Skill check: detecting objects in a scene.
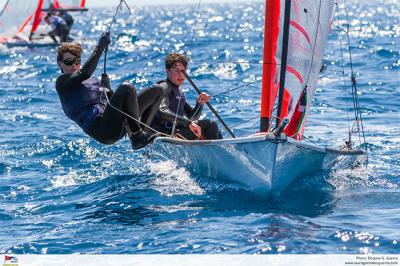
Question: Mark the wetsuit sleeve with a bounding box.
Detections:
[184,102,203,121]
[56,45,105,94]
[156,85,192,126]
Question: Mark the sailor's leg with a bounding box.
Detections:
[175,125,198,140]
[62,27,69,42]
[110,82,142,134]
[54,26,65,42]
[137,85,164,126]
[197,119,223,140]
[110,82,162,149]
[48,30,58,43]
[88,82,140,143]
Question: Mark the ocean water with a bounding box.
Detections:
[0,0,399,254]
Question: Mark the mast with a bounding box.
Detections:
[260,0,280,132]
[30,0,45,38]
[275,0,292,128]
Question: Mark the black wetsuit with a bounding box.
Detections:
[150,79,222,140]
[55,44,163,145]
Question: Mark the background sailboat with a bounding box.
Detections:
[0,0,86,47]
[152,0,367,196]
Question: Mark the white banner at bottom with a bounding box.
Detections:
[1,254,399,266]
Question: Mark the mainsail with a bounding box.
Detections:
[0,0,87,44]
[261,0,334,140]
[0,0,44,38]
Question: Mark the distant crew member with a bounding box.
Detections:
[55,33,163,149]
[44,13,69,43]
[59,10,74,31]
[150,53,223,140]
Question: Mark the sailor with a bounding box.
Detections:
[58,10,74,31]
[55,33,163,149]
[44,13,69,43]
[150,53,223,140]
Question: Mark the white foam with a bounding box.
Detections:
[51,172,78,188]
[148,160,204,196]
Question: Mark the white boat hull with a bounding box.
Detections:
[152,134,366,196]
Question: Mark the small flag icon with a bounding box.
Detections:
[3,255,18,266]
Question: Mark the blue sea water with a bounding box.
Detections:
[0,0,399,254]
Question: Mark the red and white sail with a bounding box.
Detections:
[261,0,335,139]
[0,0,87,43]
[0,0,44,39]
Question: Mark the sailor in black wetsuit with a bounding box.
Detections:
[150,53,222,140]
[55,33,163,149]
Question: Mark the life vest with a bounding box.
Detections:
[48,15,67,30]
[57,77,106,132]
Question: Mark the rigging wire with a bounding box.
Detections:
[237,118,261,137]
[229,115,259,129]
[103,0,131,75]
[211,80,259,98]
[334,2,353,148]
[189,0,202,46]
[343,0,367,148]
[304,0,323,88]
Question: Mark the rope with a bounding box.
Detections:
[171,96,182,137]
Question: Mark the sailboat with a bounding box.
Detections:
[152,0,367,196]
[0,0,87,48]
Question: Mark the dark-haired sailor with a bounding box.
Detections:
[150,53,223,140]
[55,33,163,150]
[44,13,69,43]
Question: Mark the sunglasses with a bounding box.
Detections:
[62,57,81,66]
